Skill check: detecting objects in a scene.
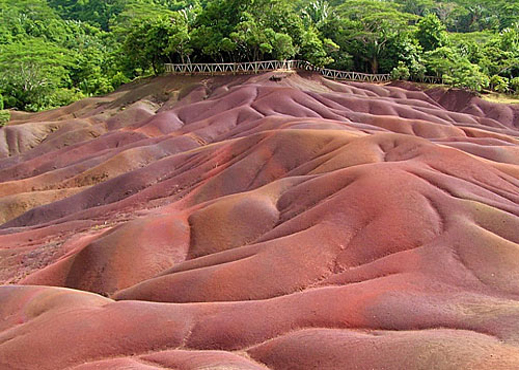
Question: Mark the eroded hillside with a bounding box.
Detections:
[1,72,519,370]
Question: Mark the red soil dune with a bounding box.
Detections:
[1,72,519,369]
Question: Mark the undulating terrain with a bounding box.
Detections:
[1,72,519,369]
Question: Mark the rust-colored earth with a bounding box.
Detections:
[1,72,519,369]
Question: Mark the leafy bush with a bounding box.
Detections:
[510,77,519,94]
[110,72,131,90]
[391,61,411,80]
[425,47,490,91]
[489,75,509,93]
[443,70,490,92]
[0,110,10,127]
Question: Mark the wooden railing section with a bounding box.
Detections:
[164,59,443,84]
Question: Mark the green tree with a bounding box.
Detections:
[425,46,489,91]
[165,12,193,63]
[48,0,125,31]
[300,29,335,66]
[0,39,78,110]
[379,32,426,78]
[335,0,418,73]
[273,32,297,60]
[416,14,447,51]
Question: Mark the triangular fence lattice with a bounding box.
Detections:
[164,60,442,84]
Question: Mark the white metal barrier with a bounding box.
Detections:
[163,60,442,84]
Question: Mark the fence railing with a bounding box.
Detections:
[320,68,391,82]
[163,59,443,84]
[164,60,315,74]
[416,75,444,84]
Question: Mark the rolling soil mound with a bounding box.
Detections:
[1,72,519,369]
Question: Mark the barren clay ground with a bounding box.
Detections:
[1,72,519,370]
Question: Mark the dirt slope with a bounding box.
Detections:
[1,72,519,370]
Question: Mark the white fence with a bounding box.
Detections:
[163,59,443,84]
[164,60,314,74]
[320,69,391,82]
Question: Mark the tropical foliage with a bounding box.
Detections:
[2,0,519,111]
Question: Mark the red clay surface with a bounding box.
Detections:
[1,72,519,369]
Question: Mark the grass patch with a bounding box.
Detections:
[480,93,519,105]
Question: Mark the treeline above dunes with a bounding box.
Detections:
[2,0,519,111]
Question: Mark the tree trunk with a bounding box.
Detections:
[371,57,378,74]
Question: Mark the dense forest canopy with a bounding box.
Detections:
[1,0,519,112]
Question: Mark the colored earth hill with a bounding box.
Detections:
[1,72,519,370]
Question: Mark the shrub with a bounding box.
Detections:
[391,61,411,81]
[489,75,509,93]
[442,60,490,92]
[110,72,131,90]
[510,77,519,94]
[0,110,10,127]
[0,94,3,110]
